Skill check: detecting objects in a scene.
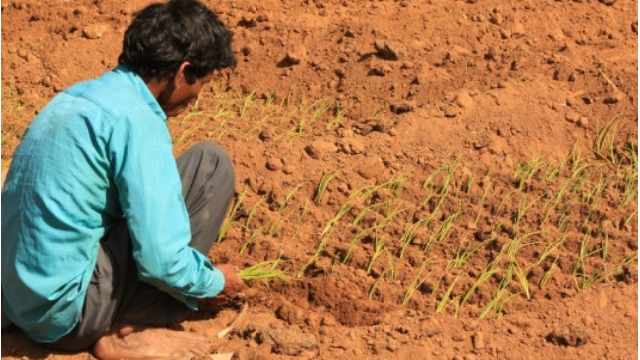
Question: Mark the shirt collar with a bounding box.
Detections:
[113,65,167,121]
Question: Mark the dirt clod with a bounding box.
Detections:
[546,324,590,347]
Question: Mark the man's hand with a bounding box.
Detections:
[215,263,245,301]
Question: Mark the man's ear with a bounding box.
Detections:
[174,61,191,88]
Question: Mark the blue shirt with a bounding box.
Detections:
[1,66,225,343]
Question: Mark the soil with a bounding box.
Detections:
[1,0,638,359]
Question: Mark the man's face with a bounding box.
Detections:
[159,72,213,118]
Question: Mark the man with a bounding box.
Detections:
[1,0,245,358]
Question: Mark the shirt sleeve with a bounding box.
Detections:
[108,111,225,305]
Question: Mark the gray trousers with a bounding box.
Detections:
[49,141,235,351]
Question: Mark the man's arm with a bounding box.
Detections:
[110,112,224,302]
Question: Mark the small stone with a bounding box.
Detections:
[390,102,414,114]
[369,60,392,76]
[259,128,275,141]
[356,160,385,180]
[282,164,295,174]
[321,315,338,326]
[444,106,458,117]
[472,332,485,349]
[510,21,526,37]
[546,324,590,347]
[577,117,589,128]
[598,290,608,308]
[337,138,365,155]
[373,40,407,61]
[603,92,623,104]
[305,140,337,160]
[565,110,581,123]
[456,90,474,109]
[266,158,283,171]
[490,13,504,25]
[283,46,307,65]
[82,23,110,39]
[257,327,318,356]
[17,48,28,59]
[276,303,305,325]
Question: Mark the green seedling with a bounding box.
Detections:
[217,188,249,243]
[314,170,340,204]
[461,265,498,307]
[514,156,546,191]
[368,267,392,299]
[268,208,295,237]
[280,182,305,212]
[367,233,388,274]
[594,117,621,165]
[402,259,433,306]
[342,229,370,264]
[239,226,265,254]
[238,259,291,285]
[435,273,462,314]
[238,89,258,118]
[398,220,422,259]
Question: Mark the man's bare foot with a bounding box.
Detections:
[93,324,211,360]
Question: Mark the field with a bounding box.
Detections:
[1,0,638,359]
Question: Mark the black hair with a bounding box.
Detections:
[118,0,236,83]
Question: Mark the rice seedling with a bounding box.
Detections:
[539,257,559,289]
[493,189,517,216]
[287,98,334,137]
[246,196,267,229]
[217,188,249,243]
[366,233,388,274]
[401,259,433,306]
[368,267,392,299]
[238,259,291,286]
[461,263,499,307]
[327,101,349,130]
[512,262,531,299]
[314,169,340,204]
[352,201,386,226]
[512,194,542,233]
[514,156,546,191]
[434,207,463,243]
[447,244,470,270]
[297,189,361,276]
[298,198,311,223]
[435,273,462,314]
[387,172,410,198]
[342,229,370,264]
[268,208,295,237]
[572,233,597,277]
[238,89,258,118]
[374,203,407,233]
[461,169,477,194]
[398,220,423,259]
[420,160,459,209]
[479,288,513,319]
[594,117,621,165]
[279,182,305,212]
[239,226,265,254]
[622,208,637,229]
[534,235,567,267]
[474,181,494,225]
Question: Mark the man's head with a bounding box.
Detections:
[119,0,236,116]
